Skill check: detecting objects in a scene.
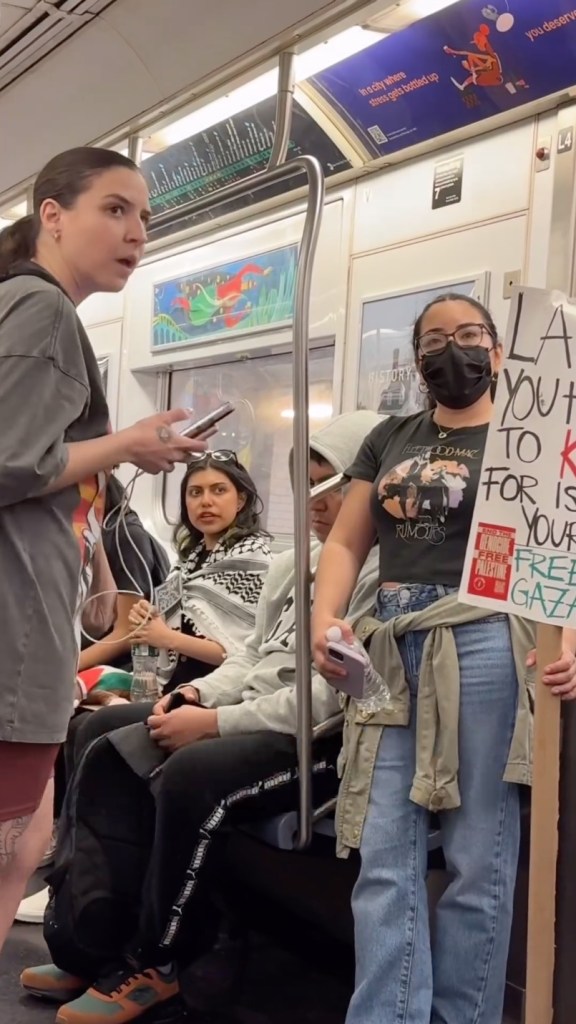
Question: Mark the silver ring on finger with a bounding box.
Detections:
[157,425,172,443]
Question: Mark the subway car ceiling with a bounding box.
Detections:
[0,0,365,193]
[2,0,576,222]
[140,0,576,244]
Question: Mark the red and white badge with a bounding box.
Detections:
[467,522,516,601]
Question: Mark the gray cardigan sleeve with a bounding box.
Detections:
[216,551,380,737]
[0,287,88,506]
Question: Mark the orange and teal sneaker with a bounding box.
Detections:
[20,964,88,1003]
[55,963,179,1023]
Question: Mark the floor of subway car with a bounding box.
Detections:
[2,876,516,1024]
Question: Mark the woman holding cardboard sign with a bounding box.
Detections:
[312,293,576,1024]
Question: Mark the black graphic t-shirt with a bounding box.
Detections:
[347,412,488,586]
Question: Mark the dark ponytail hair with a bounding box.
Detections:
[412,292,498,354]
[0,147,139,275]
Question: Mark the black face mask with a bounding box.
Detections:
[420,343,493,410]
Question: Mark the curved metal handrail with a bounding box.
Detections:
[267,50,296,170]
[151,156,326,849]
[309,472,345,502]
[150,155,323,232]
[292,158,326,849]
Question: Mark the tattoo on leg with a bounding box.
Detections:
[0,815,32,868]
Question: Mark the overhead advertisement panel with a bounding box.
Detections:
[308,0,576,158]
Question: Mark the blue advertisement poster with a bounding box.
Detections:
[309,0,576,157]
[152,244,298,350]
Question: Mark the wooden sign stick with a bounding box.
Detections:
[524,622,563,1024]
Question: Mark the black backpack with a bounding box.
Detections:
[44,723,166,980]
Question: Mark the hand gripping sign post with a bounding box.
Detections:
[459,285,576,1024]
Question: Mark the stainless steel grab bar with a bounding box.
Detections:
[309,472,345,501]
[313,712,344,741]
[150,154,323,231]
[151,156,325,848]
[312,796,338,824]
[267,50,295,170]
[292,158,325,850]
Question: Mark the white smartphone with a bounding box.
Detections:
[180,402,235,438]
[326,639,366,700]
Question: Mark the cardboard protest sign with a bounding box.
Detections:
[460,286,576,625]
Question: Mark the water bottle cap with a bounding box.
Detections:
[326,626,342,642]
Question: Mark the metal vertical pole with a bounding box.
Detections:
[293,159,325,850]
[128,134,143,166]
[267,50,296,170]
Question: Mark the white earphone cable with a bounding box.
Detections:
[80,467,159,647]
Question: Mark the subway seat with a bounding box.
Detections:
[242,811,443,852]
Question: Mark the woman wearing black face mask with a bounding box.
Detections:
[312,294,576,1024]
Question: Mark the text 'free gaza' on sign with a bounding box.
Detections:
[460,285,576,626]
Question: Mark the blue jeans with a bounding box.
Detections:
[346,584,520,1024]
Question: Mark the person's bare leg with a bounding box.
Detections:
[0,779,54,954]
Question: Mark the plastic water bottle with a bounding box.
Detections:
[326,626,392,713]
[130,644,160,702]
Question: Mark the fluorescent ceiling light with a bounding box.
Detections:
[0,200,27,222]
[149,26,381,152]
[296,26,382,80]
[281,403,334,420]
[408,0,459,16]
[12,200,27,217]
[368,0,458,33]
[155,70,278,149]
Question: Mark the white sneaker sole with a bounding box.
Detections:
[15,909,45,924]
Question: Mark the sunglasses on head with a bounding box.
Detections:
[187,449,239,466]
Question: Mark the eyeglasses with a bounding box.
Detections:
[187,449,239,466]
[416,323,494,356]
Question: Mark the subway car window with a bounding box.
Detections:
[357,279,478,416]
[163,343,335,536]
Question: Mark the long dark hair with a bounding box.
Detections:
[412,292,498,352]
[174,456,266,559]
[0,147,139,275]
[412,293,499,409]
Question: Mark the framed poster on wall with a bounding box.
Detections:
[151,243,298,352]
[356,274,489,416]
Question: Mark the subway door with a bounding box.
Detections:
[341,214,527,415]
[341,214,529,1022]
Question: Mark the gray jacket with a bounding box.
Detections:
[0,267,109,743]
[193,411,384,735]
[335,595,536,857]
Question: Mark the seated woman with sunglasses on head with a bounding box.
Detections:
[102,450,272,697]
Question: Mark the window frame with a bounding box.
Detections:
[160,336,338,546]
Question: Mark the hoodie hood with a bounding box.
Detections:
[310,410,384,474]
[289,410,384,482]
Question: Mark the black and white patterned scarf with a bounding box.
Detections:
[167,533,272,655]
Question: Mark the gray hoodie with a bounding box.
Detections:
[193,410,383,736]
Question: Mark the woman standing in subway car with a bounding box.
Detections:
[0,146,206,954]
[312,293,576,1024]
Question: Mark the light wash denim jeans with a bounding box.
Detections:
[346,584,520,1024]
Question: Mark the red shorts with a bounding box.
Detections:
[0,742,60,822]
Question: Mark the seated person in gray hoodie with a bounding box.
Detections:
[22,410,382,1022]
